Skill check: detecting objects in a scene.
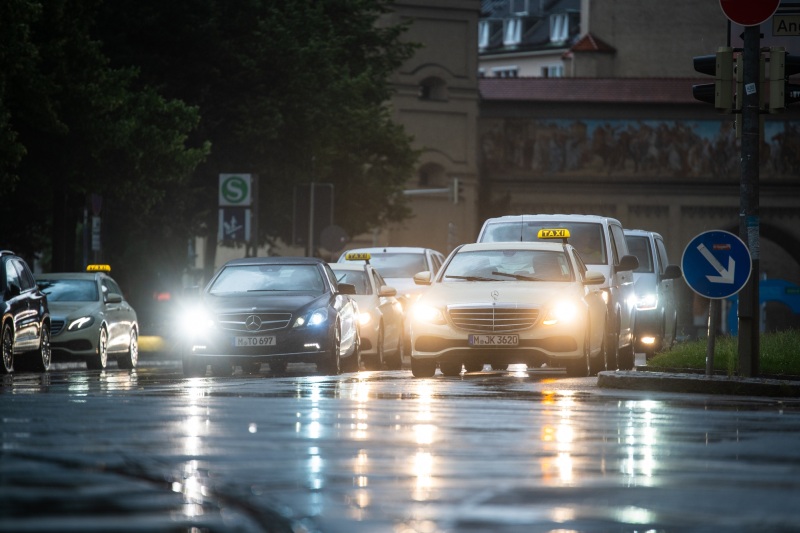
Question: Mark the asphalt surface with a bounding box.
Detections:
[598,367,800,397]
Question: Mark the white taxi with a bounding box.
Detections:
[330,253,405,370]
[409,230,609,377]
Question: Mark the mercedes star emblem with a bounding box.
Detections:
[245,315,262,331]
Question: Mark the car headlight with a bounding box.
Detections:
[412,303,446,325]
[180,308,215,337]
[294,307,328,328]
[358,311,372,326]
[542,301,578,326]
[636,293,658,311]
[67,316,95,331]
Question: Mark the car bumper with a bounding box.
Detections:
[49,330,97,360]
[633,309,663,351]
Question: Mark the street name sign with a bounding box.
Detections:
[682,230,752,299]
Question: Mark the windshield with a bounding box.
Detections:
[333,270,369,295]
[481,221,607,265]
[441,250,572,282]
[36,279,99,302]
[625,235,654,273]
[352,253,427,278]
[209,264,324,294]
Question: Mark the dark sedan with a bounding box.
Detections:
[179,256,361,377]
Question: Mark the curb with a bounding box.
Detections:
[597,370,800,397]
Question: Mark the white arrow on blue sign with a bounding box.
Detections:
[681,230,752,299]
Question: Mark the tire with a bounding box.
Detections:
[182,355,206,377]
[2,322,14,374]
[410,357,436,378]
[564,332,590,377]
[317,322,341,375]
[268,361,287,374]
[87,326,109,370]
[439,361,462,376]
[30,323,52,372]
[464,361,483,373]
[341,331,361,373]
[117,328,139,370]
[606,318,620,371]
[384,327,403,370]
[242,362,261,374]
[589,329,606,376]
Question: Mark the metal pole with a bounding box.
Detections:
[706,299,719,376]
[737,25,761,377]
[307,182,315,258]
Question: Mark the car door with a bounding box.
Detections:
[654,235,677,346]
[7,258,42,351]
[609,223,637,349]
[373,269,403,349]
[102,277,130,352]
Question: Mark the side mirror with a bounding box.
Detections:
[379,285,397,297]
[338,282,357,295]
[413,271,432,286]
[616,254,639,272]
[583,270,606,285]
[106,292,123,304]
[661,264,682,280]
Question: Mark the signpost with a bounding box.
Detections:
[682,230,752,376]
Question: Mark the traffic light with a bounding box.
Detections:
[692,47,733,111]
[769,47,800,111]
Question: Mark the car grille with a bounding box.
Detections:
[447,305,539,333]
[216,313,292,332]
[51,319,66,336]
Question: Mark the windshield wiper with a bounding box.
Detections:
[491,271,544,281]
[445,275,495,281]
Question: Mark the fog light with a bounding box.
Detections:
[641,336,656,345]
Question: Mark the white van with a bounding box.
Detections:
[477,214,639,369]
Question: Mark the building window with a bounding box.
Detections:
[510,0,529,15]
[542,65,563,78]
[503,17,522,46]
[418,162,446,187]
[479,20,490,49]
[418,76,447,101]
[491,66,518,78]
[550,13,568,42]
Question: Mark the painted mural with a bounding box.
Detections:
[480,118,800,181]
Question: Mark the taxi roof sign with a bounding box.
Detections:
[86,264,111,272]
[537,228,570,239]
[345,252,371,261]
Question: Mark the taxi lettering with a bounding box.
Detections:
[537,228,570,239]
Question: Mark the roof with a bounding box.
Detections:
[36,272,105,280]
[569,33,615,53]
[479,77,706,104]
[222,256,325,267]
[458,242,567,253]
[482,214,622,225]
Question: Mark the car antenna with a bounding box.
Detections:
[519,215,524,241]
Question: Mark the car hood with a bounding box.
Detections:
[46,301,98,318]
[202,292,330,314]
[419,281,584,308]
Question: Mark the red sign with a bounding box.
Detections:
[719,0,780,26]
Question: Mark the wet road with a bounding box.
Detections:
[2,360,800,533]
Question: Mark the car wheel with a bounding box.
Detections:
[384,327,403,370]
[317,322,341,375]
[439,361,462,376]
[2,322,14,374]
[342,331,361,373]
[30,323,52,372]
[589,327,606,376]
[87,326,109,370]
[410,357,436,378]
[242,362,261,374]
[363,327,384,371]
[606,316,620,371]
[117,328,139,370]
[464,361,483,373]
[565,332,590,377]
[268,361,287,374]
[182,355,206,377]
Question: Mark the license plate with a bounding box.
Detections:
[234,336,276,347]
[469,334,519,346]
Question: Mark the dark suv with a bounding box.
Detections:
[1,250,51,374]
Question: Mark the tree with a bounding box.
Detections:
[95,0,419,275]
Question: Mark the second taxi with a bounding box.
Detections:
[35,265,139,370]
[409,231,609,377]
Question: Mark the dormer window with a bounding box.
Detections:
[550,13,569,42]
[479,20,490,49]
[503,17,522,46]
[510,0,530,15]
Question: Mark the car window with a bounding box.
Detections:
[610,224,627,265]
[37,279,99,302]
[625,235,654,273]
[333,269,369,295]
[480,221,607,265]
[371,271,383,292]
[442,249,572,282]
[365,253,428,278]
[209,265,324,294]
[104,278,124,298]
[12,259,36,291]
[4,259,20,293]
[655,237,670,275]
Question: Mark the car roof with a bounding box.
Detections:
[329,263,369,272]
[36,272,104,280]
[624,228,663,238]
[456,242,568,253]
[482,214,622,225]
[342,247,439,254]
[223,256,325,267]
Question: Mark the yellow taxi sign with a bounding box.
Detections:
[86,264,111,272]
[345,252,371,261]
[537,228,570,239]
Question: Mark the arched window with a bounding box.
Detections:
[418,77,447,101]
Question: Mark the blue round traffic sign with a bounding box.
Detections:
[681,230,752,299]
